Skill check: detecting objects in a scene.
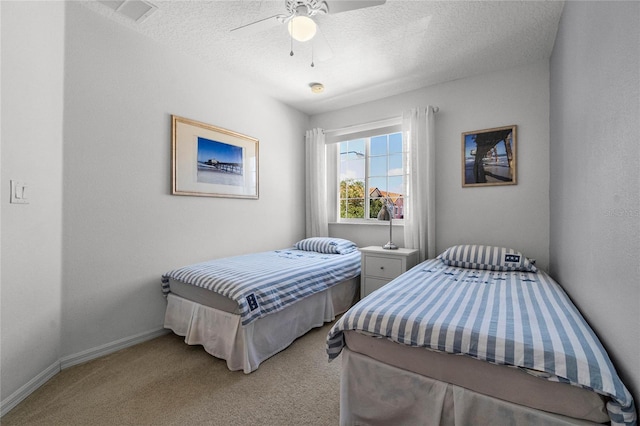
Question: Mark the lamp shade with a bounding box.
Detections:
[288,16,317,42]
[377,205,390,221]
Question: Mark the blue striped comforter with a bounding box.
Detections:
[326,259,636,425]
[162,249,361,326]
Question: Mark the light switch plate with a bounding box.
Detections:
[10,180,29,204]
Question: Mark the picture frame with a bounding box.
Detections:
[172,115,259,199]
[462,125,517,187]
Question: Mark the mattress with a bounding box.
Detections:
[167,276,240,313]
[344,330,609,423]
[167,275,359,314]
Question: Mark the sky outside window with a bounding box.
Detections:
[340,133,405,194]
[368,133,404,195]
[340,139,365,181]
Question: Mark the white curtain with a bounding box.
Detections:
[305,128,329,237]
[403,107,436,261]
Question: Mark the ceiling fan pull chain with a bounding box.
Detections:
[290,20,294,56]
[311,45,315,67]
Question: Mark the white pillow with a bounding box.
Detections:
[437,244,537,272]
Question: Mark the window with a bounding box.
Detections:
[339,132,406,221]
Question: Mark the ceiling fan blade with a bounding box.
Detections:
[324,0,386,14]
[313,27,333,62]
[230,14,284,37]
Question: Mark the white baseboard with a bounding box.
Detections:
[1,327,170,417]
[60,327,169,370]
[0,361,60,417]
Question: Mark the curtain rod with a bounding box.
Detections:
[323,106,439,135]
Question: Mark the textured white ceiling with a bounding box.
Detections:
[82,0,565,115]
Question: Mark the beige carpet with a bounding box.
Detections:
[2,323,342,425]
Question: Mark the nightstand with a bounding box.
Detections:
[359,246,419,298]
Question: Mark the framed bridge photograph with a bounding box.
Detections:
[172,115,259,199]
[462,125,517,187]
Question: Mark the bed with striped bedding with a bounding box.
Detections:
[161,238,362,373]
[163,245,361,326]
[327,248,636,425]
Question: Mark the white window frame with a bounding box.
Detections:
[324,117,405,224]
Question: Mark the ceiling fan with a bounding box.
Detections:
[231,0,386,64]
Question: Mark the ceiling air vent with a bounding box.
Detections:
[98,0,158,24]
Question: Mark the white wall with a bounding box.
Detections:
[1,0,65,408]
[311,62,551,270]
[60,2,308,357]
[549,1,639,407]
[1,1,308,412]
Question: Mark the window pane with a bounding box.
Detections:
[368,176,387,193]
[393,197,404,219]
[339,141,348,156]
[388,175,403,195]
[340,179,364,198]
[339,178,365,219]
[339,179,347,198]
[340,199,365,219]
[340,139,365,161]
[340,199,347,218]
[388,154,403,176]
[369,198,385,219]
[370,135,387,156]
[351,139,365,154]
[369,156,387,177]
[340,158,364,182]
[389,133,403,153]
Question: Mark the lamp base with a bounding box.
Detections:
[382,241,398,250]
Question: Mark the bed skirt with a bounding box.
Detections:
[164,277,358,373]
[340,348,603,426]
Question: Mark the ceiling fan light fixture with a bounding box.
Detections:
[288,15,317,42]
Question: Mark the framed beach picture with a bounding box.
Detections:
[462,125,517,187]
[172,115,259,199]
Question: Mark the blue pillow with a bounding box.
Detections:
[294,237,358,255]
[437,244,537,272]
